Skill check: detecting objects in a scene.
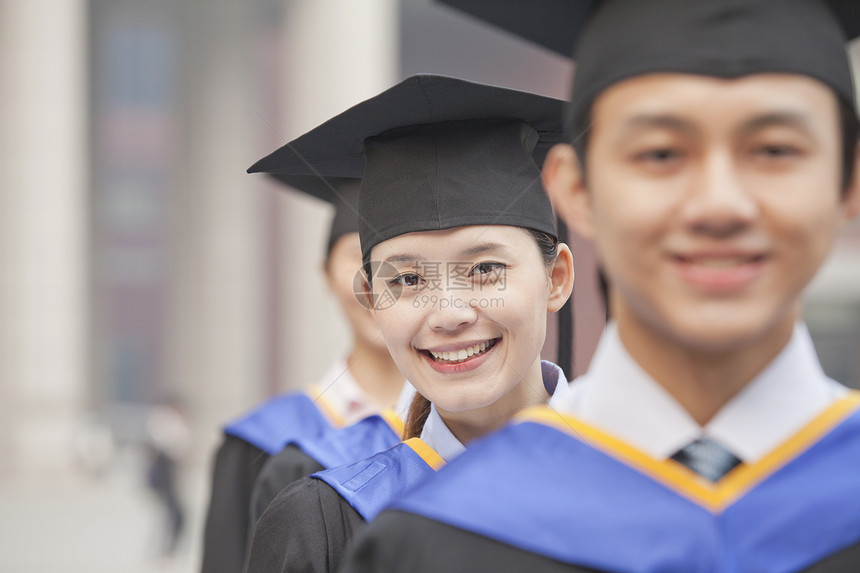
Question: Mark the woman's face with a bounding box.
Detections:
[368,225,570,414]
[325,233,388,351]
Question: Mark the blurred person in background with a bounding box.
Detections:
[200,176,408,573]
[145,397,190,559]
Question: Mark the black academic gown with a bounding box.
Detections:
[248,478,364,573]
[201,436,269,573]
[249,445,325,526]
[202,390,337,573]
[341,510,860,573]
[247,438,442,573]
[339,398,860,573]
[247,411,405,528]
[340,510,593,573]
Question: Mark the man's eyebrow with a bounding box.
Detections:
[737,111,816,138]
[620,114,697,135]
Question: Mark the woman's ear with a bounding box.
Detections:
[840,146,860,226]
[360,274,377,316]
[542,143,596,240]
[546,243,574,313]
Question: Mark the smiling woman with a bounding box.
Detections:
[243,74,574,572]
[371,225,565,443]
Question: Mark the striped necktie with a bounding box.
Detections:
[670,438,742,482]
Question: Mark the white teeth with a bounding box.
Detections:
[429,340,494,363]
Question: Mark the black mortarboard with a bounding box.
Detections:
[267,174,361,257]
[436,0,860,133]
[250,75,566,261]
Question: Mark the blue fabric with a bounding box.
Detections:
[391,408,860,572]
[313,442,437,521]
[223,392,331,455]
[296,414,403,470]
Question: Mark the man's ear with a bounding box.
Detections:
[542,143,596,240]
[546,243,574,313]
[840,146,860,226]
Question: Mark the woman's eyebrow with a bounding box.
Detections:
[460,242,509,257]
[383,254,425,265]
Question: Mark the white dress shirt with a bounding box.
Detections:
[314,358,410,427]
[550,323,846,463]
[422,360,571,462]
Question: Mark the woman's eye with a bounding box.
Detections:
[469,262,506,279]
[388,273,424,288]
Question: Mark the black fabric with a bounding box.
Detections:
[201,436,268,573]
[247,477,365,573]
[339,509,860,572]
[435,0,860,59]
[249,444,325,528]
[247,75,566,260]
[436,0,596,57]
[339,510,603,573]
[801,538,860,572]
[567,0,859,137]
[267,175,361,257]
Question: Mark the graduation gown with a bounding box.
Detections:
[247,438,444,573]
[201,391,335,573]
[341,394,860,573]
[248,411,405,525]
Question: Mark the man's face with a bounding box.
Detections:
[550,73,859,353]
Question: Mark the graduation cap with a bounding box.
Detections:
[249,75,567,261]
[436,0,860,133]
[267,174,361,257]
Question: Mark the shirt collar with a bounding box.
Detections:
[552,323,845,462]
[421,360,569,463]
[420,404,467,463]
[394,380,417,420]
[315,357,387,426]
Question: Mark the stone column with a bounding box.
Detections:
[274,0,399,390]
[164,0,266,459]
[0,0,89,475]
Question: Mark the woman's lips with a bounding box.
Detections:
[420,338,500,374]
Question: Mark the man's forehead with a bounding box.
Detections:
[592,73,840,127]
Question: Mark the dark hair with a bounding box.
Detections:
[570,98,860,194]
[403,393,432,439]
[525,228,559,267]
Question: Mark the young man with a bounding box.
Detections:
[339,1,860,571]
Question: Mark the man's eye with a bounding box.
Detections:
[636,148,683,162]
[754,144,801,158]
